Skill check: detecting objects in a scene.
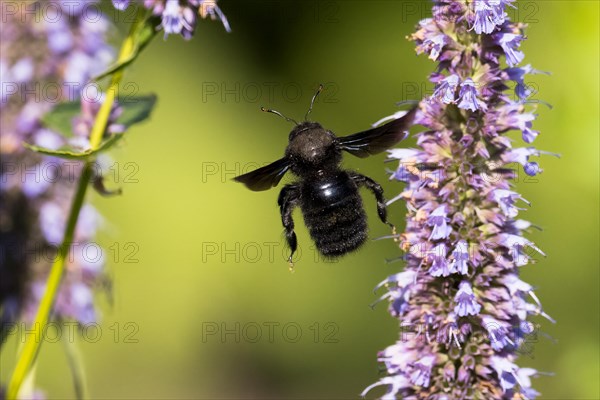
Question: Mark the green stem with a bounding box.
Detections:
[6,9,145,399]
[62,320,88,400]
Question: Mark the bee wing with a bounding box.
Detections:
[233,157,290,191]
[337,107,417,158]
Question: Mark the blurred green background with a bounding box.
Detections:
[2,1,598,398]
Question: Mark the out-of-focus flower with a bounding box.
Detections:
[0,1,113,331]
[111,0,231,39]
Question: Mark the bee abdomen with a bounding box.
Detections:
[302,193,368,257]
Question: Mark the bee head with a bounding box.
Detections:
[286,122,341,174]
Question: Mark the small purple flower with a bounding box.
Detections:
[472,0,512,34]
[374,270,416,317]
[524,161,540,176]
[496,33,525,66]
[410,355,435,387]
[490,357,523,392]
[496,103,539,143]
[482,316,514,350]
[515,368,541,397]
[111,0,230,39]
[454,281,481,317]
[505,64,549,100]
[412,17,460,65]
[111,0,130,10]
[521,126,539,143]
[428,243,450,277]
[361,376,411,399]
[502,146,559,167]
[375,270,417,292]
[457,78,481,111]
[432,74,460,104]
[427,205,452,240]
[423,33,447,61]
[161,0,195,39]
[495,233,546,263]
[449,240,469,275]
[490,189,529,218]
[387,148,421,162]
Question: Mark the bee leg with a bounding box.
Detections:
[350,172,393,228]
[278,184,300,270]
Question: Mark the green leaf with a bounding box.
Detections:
[23,134,124,160]
[41,101,81,138]
[40,94,157,138]
[28,94,156,159]
[92,15,160,82]
[117,94,158,128]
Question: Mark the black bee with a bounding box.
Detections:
[234,85,417,265]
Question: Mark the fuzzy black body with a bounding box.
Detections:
[299,171,367,257]
[234,106,417,263]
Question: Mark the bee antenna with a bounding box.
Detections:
[304,83,324,121]
[260,107,298,125]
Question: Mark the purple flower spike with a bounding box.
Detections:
[1,0,111,337]
[370,1,554,397]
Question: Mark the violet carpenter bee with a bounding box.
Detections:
[234,85,417,267]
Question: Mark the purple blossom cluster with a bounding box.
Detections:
[1,1,117,337]
[366,1,555,398]
[112,0,230,39]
